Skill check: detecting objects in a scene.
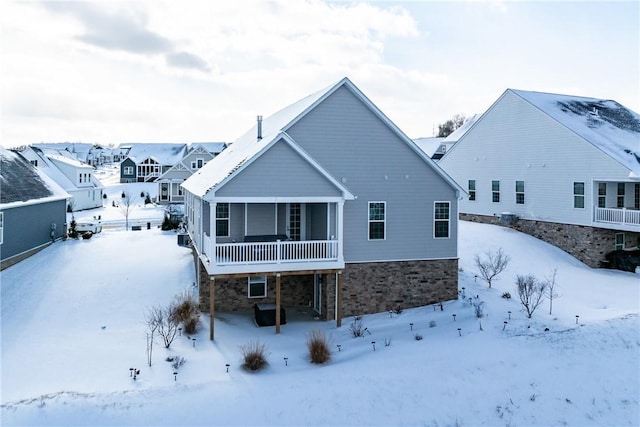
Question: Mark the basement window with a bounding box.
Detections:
[248,276,267,298]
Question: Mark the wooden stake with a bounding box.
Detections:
[336,271,343,328]
[275,273,281,334]
[209,277,215,341]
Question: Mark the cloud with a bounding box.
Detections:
[41,2,173,54]
[165,51,210,72]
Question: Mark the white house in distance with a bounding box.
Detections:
[182,77,463,339]
[413,114,478,160]
[20,146,104,211]
[439,88,640,268]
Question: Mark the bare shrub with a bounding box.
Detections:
[429,320,437,328]
[147,304,179,349]
[474,248,511,288]
[349,316,365,338]
[473,300,486,318]
[240,341,269,372]
[306,330,331,364]
[516,275,547,319]
[173,290,200,334]
[170,355,186,370]
[544,268,559,315]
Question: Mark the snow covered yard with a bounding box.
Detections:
[1,221,638,426]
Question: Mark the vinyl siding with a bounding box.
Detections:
[0,200,67,262]
[287,85,458,262]
[214,139,343,198]
[439,90,631,226]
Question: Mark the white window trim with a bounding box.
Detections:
[492,180,500,203]
[216,203,230,238]
[368,201,386,241]
[191,161,197,170]
[614,233,624,251]
[433,201,450,239]
[248,276,267,298]
[573,182,585,209]
[516,181,525,205]
[468,180,476,202]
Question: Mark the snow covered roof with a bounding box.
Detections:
[443,114,479,143]
[0,148,69,209]
[182,80,339,197]
[183,77,465,198]
[413,137,445,157]
[510,89,640,175]
[190,142,227,155]
[123,143,188,165]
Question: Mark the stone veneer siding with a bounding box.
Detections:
[195,250,458,323]
[460,213,626,268]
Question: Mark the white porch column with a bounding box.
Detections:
[337,201,345,263]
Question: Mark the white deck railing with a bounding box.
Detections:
[594,207,640,227]
[215,240,339,266]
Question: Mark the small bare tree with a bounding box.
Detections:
[544,268,559,315]
[516,275,547,319]
[147,304,179,349]
[119,192,136,230]
[474,248,511,288]
[144,308,161,366]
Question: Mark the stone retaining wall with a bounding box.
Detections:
[460,214,620,268]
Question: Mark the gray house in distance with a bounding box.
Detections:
[1,148,69,270]
[182,77,464,339]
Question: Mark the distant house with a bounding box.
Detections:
[439,89,640,268]
[1,148,69,270]
[182,77,463,339]
[413,115,478,160]
[119,143,188,183]
[21,147,104,211]
[156,142,226,205]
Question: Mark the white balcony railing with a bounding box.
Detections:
[215,240,339,266]
[594,207,640,227]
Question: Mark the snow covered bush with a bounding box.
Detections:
[474,248,511,288]
[516,274,547,318]
[306,330,331,364]
[473,300,486,318]
[240,340,269,372]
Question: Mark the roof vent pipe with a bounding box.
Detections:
[257,115,263,140]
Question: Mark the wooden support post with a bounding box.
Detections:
[275,273,281,334]
[336,271,343,327]
[209,277,215,341]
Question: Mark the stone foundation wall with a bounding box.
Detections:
[193,246,458,321]
[338,259,459,318]
[460,214,622,268]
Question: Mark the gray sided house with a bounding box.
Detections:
[1,148,69,270]
[119,143,188,183]
[182,77,463,339]
[156,143,226,205]
[439,89,640,269]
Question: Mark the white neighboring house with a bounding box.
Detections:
[439,89,640,268]
[413,115,478,160]
[21,147,105,211]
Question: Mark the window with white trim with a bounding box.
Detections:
[573,182,585,208]
[598,183,606,208]
[216,203,230,237]
[492,180,500,203]
[196,158,204,168]
[615,233,624,251]
[248,276,267,298]
[191,161,197,170]
[124,166,134,175]
[434,202,450,238]
[617,183,625,208]
[468,180,476,201]
[368,202,385,240]
[515,181,525,205]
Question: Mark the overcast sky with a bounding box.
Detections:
[1,1,638,148]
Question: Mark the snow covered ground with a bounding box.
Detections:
[1,216,638,426]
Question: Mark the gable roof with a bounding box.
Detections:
[183,77,464,198]
[122,143,188,165]
[189,142,227,155]
[0,148,69,209]
[510,89,640,175]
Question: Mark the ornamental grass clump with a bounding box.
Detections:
[306,329,331,364]
[240,340,269,372]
